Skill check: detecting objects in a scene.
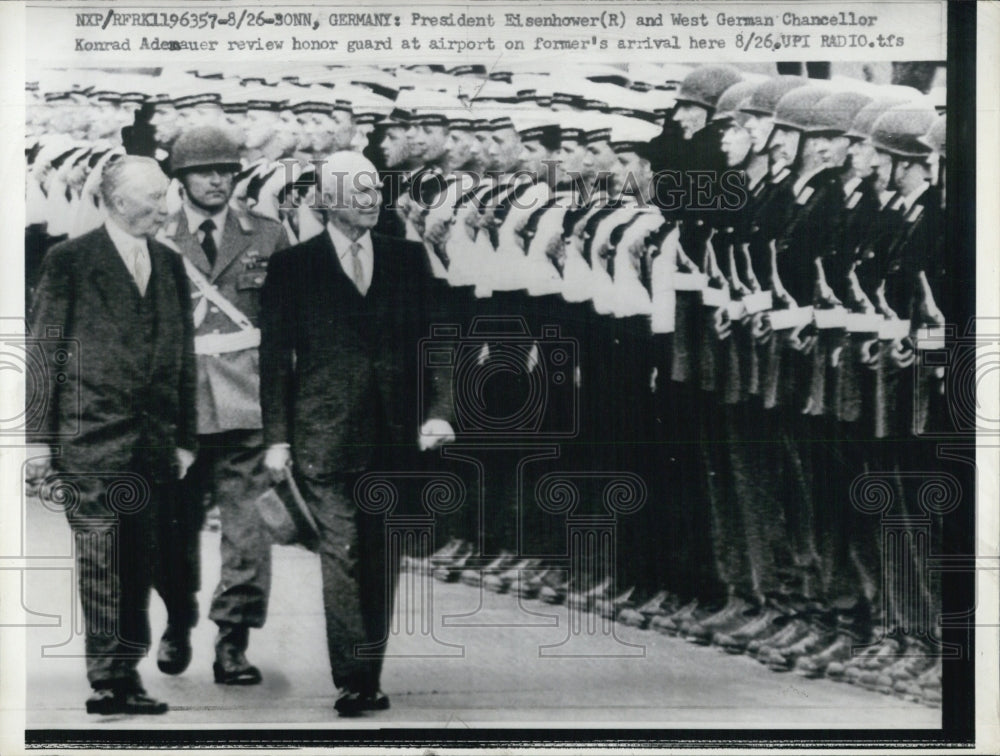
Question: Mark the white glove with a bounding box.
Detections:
[419,419,456,451]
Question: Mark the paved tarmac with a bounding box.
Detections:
[18,497,938,729]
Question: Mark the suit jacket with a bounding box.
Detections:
[29,225,197,482]
[260,229,453,478]
[160,206,289,435]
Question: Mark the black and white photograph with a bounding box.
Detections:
[1,1,995,753]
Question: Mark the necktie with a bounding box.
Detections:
[200,218,218,267]
[349,242,367,295]
[132,244,151,296]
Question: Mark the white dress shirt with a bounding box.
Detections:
[326,222,373,294]
[183,203,228,250]
[105,219,151,295]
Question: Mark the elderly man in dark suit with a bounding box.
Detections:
[259,150,454,716]
[26,155,197,715]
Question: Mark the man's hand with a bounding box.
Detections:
[788,322,818,355]
[25,445,52,484]
[424,216,452,247]
[264,444,292,483]
[712,306,732,341]
[887,337,916,369]
[419,419,456,452]
[176,448,195,480]
[751,312,773,345]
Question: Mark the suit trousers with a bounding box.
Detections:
[68,472,160,690]
[298,474,397,695]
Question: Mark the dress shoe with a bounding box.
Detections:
[157,624,192,676]
[795,633,856,679]
[713,607,785,654]
[684,597,753,645]
[214,624,262,685]
[86,687,168,715]
[334,689,391,717]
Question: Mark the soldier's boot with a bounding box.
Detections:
[845,636,903,686]
[595,585,636,620]
[794,632,857,679]
[618,590,678,629]
[713,606,786,654]
[486,558,543,594]
[568,576,613,612]
[513,565,556,600]
[462,551,515,588]
[753,617,813,663]
[213,623,262,685]
[895,657,942,701]
[538,571,574,605]
[429,538,466,567]
[765,623,833,672]
[651,599,701,636]
[872,641,938,694]
[684,597,754,645]
[432,543,475,583]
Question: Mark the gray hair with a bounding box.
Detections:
[99,155,163,209]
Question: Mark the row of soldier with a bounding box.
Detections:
[25,61,949,711]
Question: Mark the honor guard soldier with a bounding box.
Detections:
[154,125,289,685]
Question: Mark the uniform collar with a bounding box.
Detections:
[898,181,929,214]
[183,202,228,237]
[842,176,863,198]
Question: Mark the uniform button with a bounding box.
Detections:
[254,276,263,284]
[210,306,219,313]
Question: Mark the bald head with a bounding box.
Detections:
[100,156,170,238]
[315,150,382,239]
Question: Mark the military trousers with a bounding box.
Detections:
[298,473,396,695]
[156,428,271,630]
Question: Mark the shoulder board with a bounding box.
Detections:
[771,167,791,184]
[795,185,815,205]
[846,191,862,210]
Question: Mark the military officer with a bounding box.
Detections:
[154,125,289,685]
